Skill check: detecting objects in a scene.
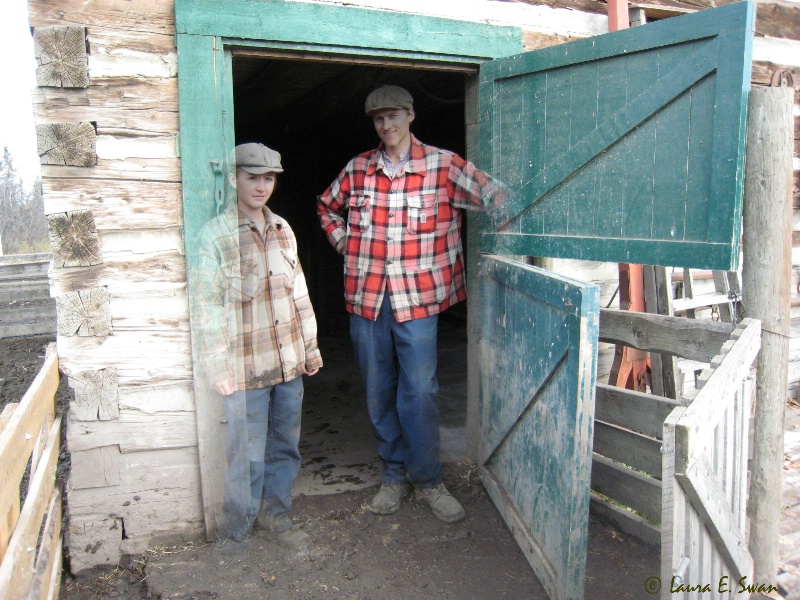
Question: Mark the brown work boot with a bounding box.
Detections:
[256,512,310,549]
[369,483,411,515]
[415,483,465,523]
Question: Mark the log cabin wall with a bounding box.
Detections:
[27,0,200,573]
[25,0,799,573]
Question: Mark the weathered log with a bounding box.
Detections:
[57,330,193,387]
[522,30,579,50]
[36,122,97,167]
[744,86,794,585]
[69,446,120,489]
[755,3,800,40]
[42,179,182,230]
[41,158,181,183]
[67,367,119,421]
[28,0,176,34]
[47,210,102,267]
[56,287,112,337]
[33,26,88,88]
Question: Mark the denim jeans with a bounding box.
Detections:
[221,377,304,538]
[350,293,441,489]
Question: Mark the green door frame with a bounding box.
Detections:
[175,0,522,538]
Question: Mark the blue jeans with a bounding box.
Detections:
[350,293,441,489]
[222,377,304,538]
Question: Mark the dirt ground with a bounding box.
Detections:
[1,333,661,600]
[55,465,659,600]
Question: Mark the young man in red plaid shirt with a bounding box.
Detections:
[318,85,502,523]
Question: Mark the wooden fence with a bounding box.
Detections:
[0,254,56,339]
[0,343,63,600]
[590,310,760,598]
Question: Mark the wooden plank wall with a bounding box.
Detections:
[26,0,203,573]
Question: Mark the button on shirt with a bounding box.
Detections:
[318,134,501,322]
[195,203,322,390]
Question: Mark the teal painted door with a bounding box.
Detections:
[474,5,753,599]
[478,2,754,270]
[479,256,599,600]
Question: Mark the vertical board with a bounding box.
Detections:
[479,256,599,600]
[177,33,236,538]
[479,2,754,270]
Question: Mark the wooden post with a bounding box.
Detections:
[743,86,794,585]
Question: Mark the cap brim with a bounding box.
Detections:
[367,104,411,115]
[239,166,284,174]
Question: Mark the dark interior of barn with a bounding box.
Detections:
[230,54,470,335]
[228,54,473,491]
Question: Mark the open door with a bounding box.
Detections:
[479,256,599,600]
[474,3,753,599]
[479,2,754,271]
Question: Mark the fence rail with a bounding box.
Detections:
[0,343,63,600]
[0,254,55,338]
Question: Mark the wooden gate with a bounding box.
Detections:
[661,319,761,599]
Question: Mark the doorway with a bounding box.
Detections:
[229,54,473,495]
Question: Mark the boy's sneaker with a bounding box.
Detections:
[415,483,465,523]
[369,483,410,515]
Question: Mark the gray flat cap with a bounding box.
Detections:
[365,85,413,115]
[233,143,283,174]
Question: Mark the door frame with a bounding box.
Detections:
[175,0,523,537]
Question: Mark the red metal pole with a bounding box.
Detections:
[607,0,630,32]
[605,0,652,392]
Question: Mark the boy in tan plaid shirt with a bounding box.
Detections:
[196,143,322,546]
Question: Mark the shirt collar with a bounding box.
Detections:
[237,206,280,233]
[367,134,426,176]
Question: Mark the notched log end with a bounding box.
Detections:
[47,210,102,267]
[36,122,97,167]
[67,367,120,421]
[33,25,89,89]
[56,287,112,337]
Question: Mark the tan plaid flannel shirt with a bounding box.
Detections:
[195,202,322,391]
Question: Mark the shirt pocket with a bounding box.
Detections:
[406,266,446,307]
[406,194,437,235]
[348,195,372,232]
[225,258,260,303]
[267,249,296,301]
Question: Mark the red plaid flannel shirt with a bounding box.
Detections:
[318,135,500,322]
